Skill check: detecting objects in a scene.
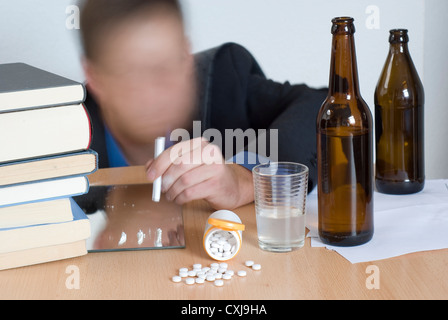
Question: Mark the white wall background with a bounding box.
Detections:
[0,0,446,179]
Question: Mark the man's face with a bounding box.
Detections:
[84,13,196,145]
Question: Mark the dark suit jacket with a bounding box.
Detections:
[84,42,327,191]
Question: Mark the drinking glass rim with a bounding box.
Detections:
[252,162,309,177]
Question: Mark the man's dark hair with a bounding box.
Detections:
[80,0,183,61]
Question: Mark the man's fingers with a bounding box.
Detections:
[161,152,202,192]
[146,137,207,181]
[165,163,219,202]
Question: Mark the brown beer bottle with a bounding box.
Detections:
[317,17,374,246]
[375,29,425,194]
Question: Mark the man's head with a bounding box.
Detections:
[80,0,195,146]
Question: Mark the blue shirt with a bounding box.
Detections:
[104,126,129,168]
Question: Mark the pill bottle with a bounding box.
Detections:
[203,210,245,261]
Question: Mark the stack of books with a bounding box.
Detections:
[0,63,97,270]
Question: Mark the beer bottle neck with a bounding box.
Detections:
[328,18,360,97]
[389,29,410,55]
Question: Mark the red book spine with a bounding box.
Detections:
[81,103,93,149]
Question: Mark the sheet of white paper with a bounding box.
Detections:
[306,180,448,263]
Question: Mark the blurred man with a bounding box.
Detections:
[80,0,326,209]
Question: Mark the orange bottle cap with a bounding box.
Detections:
[207,218,245,232]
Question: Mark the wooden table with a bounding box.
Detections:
[1,166,448,300]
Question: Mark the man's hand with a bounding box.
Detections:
[145,137,254,210]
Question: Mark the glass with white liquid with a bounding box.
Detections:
[253,163,309,252]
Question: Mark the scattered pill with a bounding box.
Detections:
[172,261,261,286]
[214,279,224,287]
[237,270,247,277]
[179,270,188,278]
[219,262,228,269]
[195,277,205,284]
[244,260,254,267]
[187,270,197,277]
[222,273,232,280]
[206,274,216,282]
[252,264,262,271]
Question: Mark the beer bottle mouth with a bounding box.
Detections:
[389,29,409,43]
[332,17,354,24]
[331,17,355,34]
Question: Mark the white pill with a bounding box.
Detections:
[225,270,234,276]
[214,273,222,279]
[179,270,188,278]
[187,270,197,277]
[172,276,182,283]
[195,277,205,284]
[221,232,231,239]
[218,267,227,274]
[252,264,262,271]
[237,270,247,277]
[210,263,219,268]
[219,262,228,269]
[185,278,195,285]
[206,274,216,282]
[222,273,232,280]
[179,267,189,273]
[202,267,210,273]
[196,272,206,279]
[193,263,202,269]
[244,260,254,267]
[214,279,224,287]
